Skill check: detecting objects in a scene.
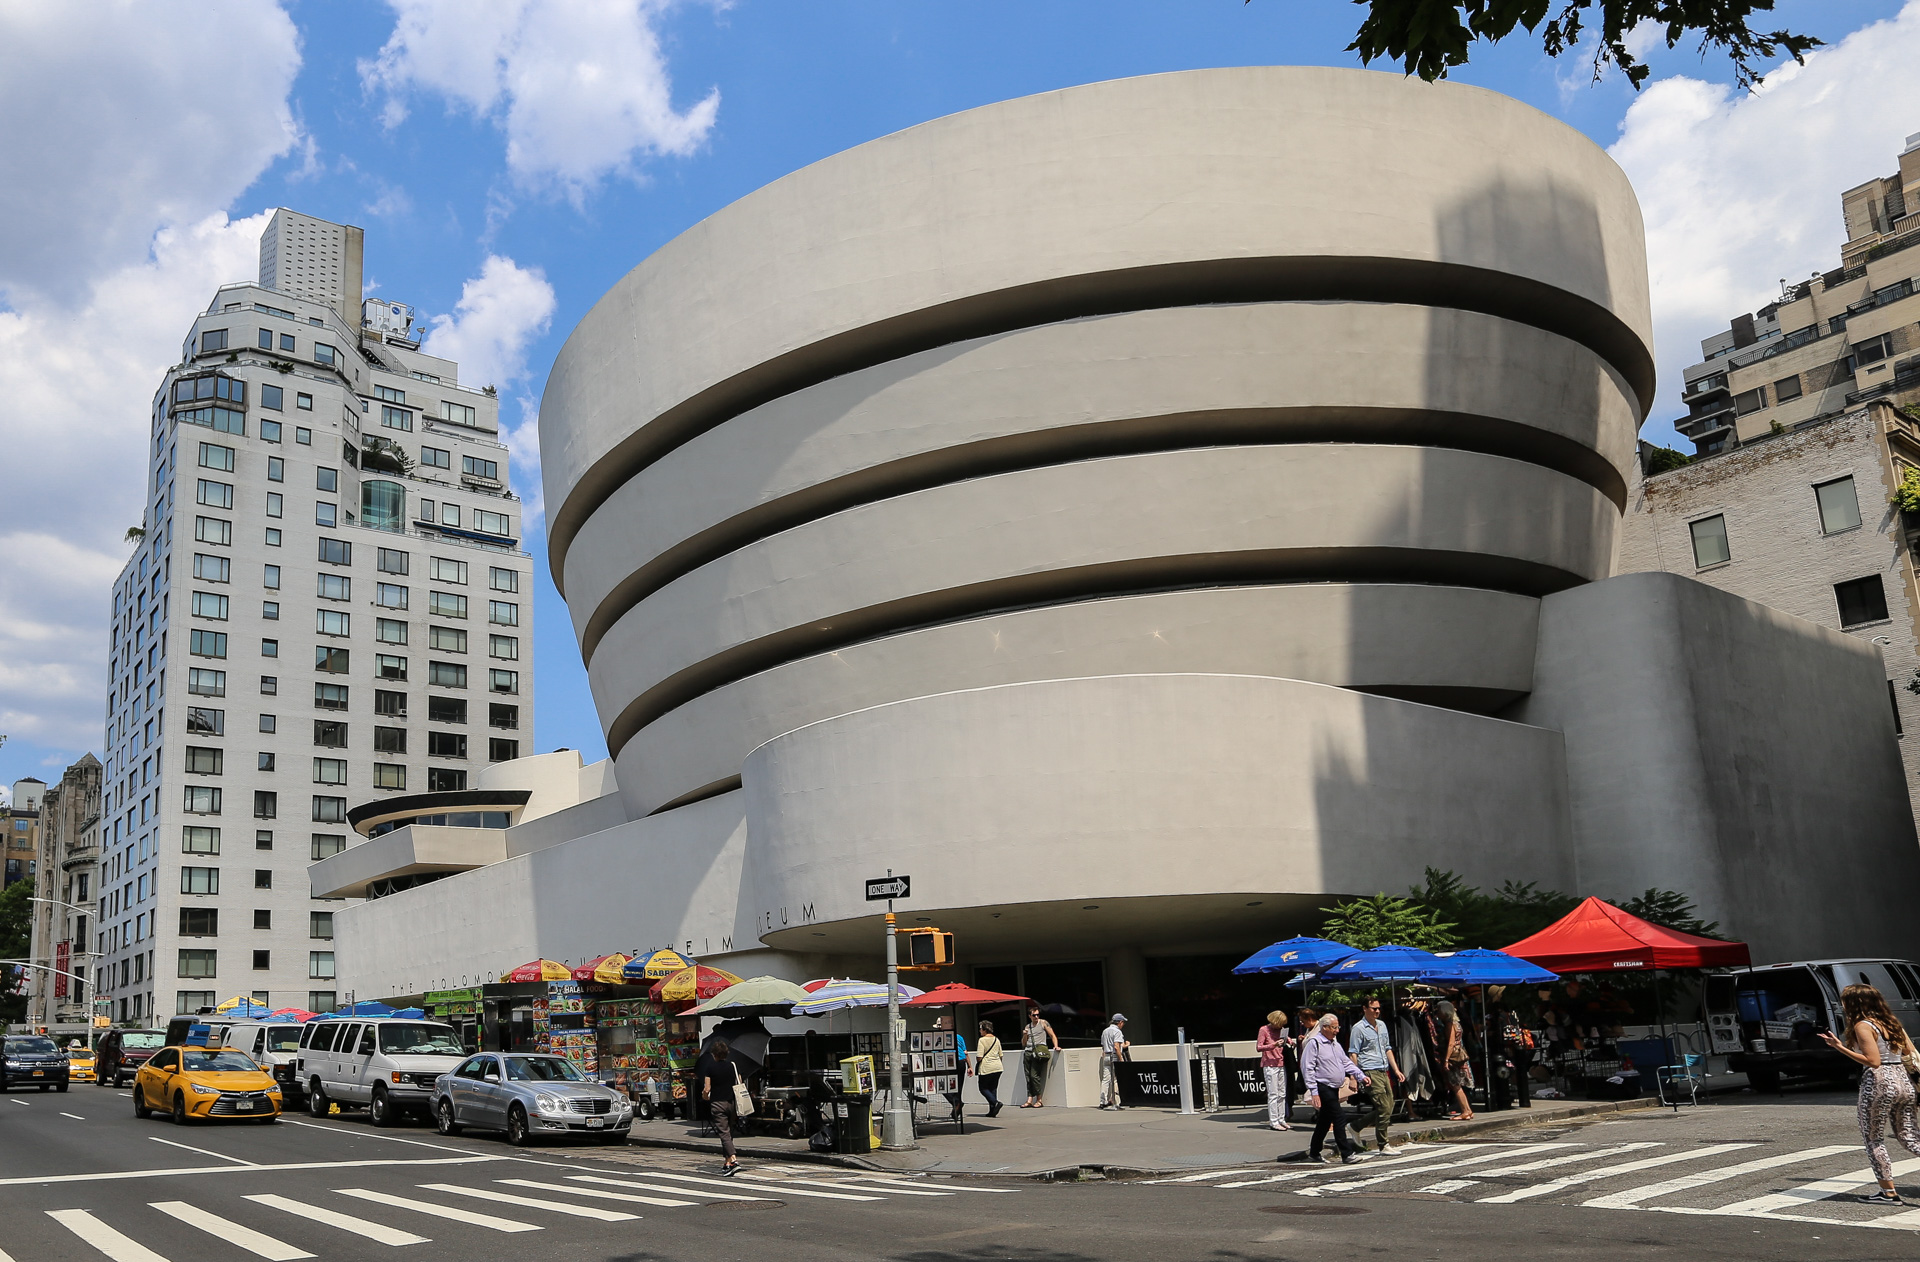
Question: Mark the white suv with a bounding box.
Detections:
[296,1017,467,1126]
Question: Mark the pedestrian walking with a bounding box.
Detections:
[698,1037,744,1176]
[1020,1004,1059,1107]
[975,1020,1005,1118]
[1098,1013,1130,1109]
[1300,1012,1369,1164]
[1256,1011,1294,1130]
[1349,997,1403,1152]
[1434,1000,1475,1120]
[1818,983,1920,1203]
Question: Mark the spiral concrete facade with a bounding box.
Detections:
[331,68,1920,1019]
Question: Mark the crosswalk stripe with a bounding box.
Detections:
[418,1183,638,1220]
[619,1170,883,1201]
[244,1193,431,1245]
[150,1202,315,1260]
[1706,1155,1920,1215]
[1582,1145,1857,1209]
[735,1171,954,1196]
[567,1174,774,1203]
[1216,1143,1538,1189]
[832,1176,1020,1194]
[46,1210,171,1262]
[336,1188,542,1233]
[1289,1143,1580,1195]
[1400,1143,1662,1196]
[498,1178,697,1207]
[1143,1168,1270,1184]
[1474,1143,1757,1204]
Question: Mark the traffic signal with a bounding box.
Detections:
[900,928,955,970]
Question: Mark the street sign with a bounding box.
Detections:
[865,875,910,901]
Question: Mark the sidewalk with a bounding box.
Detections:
[612,1095,1663,1179]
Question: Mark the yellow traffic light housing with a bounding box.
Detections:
[898,927,955,970]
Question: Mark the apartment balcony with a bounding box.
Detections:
[1681,375,1729,403]
[1677,405,1736,439]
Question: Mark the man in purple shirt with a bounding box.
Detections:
[1299,1012,1369,1164]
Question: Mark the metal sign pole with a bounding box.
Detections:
[880,870,915,1150]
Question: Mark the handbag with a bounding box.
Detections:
[729,1066,754,1116]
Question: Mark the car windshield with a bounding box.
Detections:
[378,1023,463,1055]
[5,1037,58,1056]
[265,1028,304,1052]
[122,1032,166,1050]
[181,1050,260,1073]
[68,1048,92,1059]
[505,1056,586,1082]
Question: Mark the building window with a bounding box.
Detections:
[428,661,466,688]
[265,528,281,547]
[375,618,408,645]
[186,706,225,736]
[257,830,273,851]
[310,953,336,980]
[314,343,337,367]
[264,564,281,589]
[1774,374,1803,402]
[488,601,518,626]
[252,950,270,970]
[179,908,218,937]
[177,949,217,979]
[312,796,347,823]
[262,420,282,443]
[377,547,409,575]
[1891,679,1906,737]
[488,669,518,694]
[429,591,467,619]
[429,626,466,652]
[420,446,450,470]
[318,538,351,566]
[1836,575,1890,628]
[311,834,346,860]
[259,713,276,733]
[314,682,349,711]
[380,405,412,432]
[194,517,232,546]
[441,502,460,528]
[489,567,518,593]
[462,455,499,481]
[1733,387,1767,415]
[188,668,227,697]
[427,732,467,759]
[429,557,467,584]
[316,610,351,637]
[313,720,348,748]
[429,696,466,724]
[262,384,284,410]
[489,635,517,660]
[1688,514,1730,568]
[181,867,219,895]
[181,827,220,855]
[418,498,435,523]
[258,752,275,771]
[362,479,405,533]
[375,385,405,404]
[308,990,336,1012]
[183,786,222,815]
[296,395,312,412]
[177,991,216,1015]
[191,591,229,621]
[198,443,235,472]
[489,703,519,730]
[375,653,408,681]
[1853,333,1894,367]
[373,726,407,754]
[373,762,406,790]
[315,647,350,674]
[315,502,336,528]
[444,401,476,426]
[474,510,510,536]
[374,689,407,718]
[195,479,234,510]
[375,582,409,609]
[315,466,338,494]
[199,329,228,353]
[253,790,277,819]
[426,768,467,792]
[1815,477,1862,535]
[312,758,347,785]
[254,870,272,890]
[184,746,223,776]
[257,328,273,350]
[311,912,334,939]
[265,492,283,519]
[489,738,519,762]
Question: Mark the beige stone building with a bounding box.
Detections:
[4,777,44,891]
[26,756,103,1027]
[1676,134,1920,456]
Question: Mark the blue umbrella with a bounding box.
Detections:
[1321,944,1447,984]
[1231,936,1356,976]
[1420,949,1556,987]
[388,1007,426,1019]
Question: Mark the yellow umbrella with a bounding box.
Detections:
[573,953,631,984]
[500,959,574,982]
[628,947,695,981]
[654,965,742,1003]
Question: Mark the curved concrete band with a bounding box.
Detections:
[561,302,1642,659]
[540,66,1653,579]
[616,584,1540,816]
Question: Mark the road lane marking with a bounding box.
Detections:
[612,1169,882,1201]
[1705,1156,1920,1215]
[150,1135,257,1166]
[61,1113,86,1120]
[0,1156,496,1187]
[151,1202,315,1260]
[567,1174,775,1202]
[1583,1145,1857,1209]
[1400,1143,1663,1196]
[1215,1144,1540,1188]
[1286,1144,1581,1194]
[735,1170,954,1196]
[418,1183,638,1220]
[498,1178,696,1207]
[832,1175,1020,1194]
[8,1099,27,1106]
[281,1118,485,1156]
[245,1194,431,1245]
[338,1188,542,1233]
[1475,1143,1757,1204]
[46,1210,171,1262]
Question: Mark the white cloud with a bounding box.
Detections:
[1610,2,1920,422]
[0,1,301,305]
[420,256,557,533]
[362,0,721,200]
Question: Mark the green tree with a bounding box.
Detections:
[1334,1,1821,90]
[1643,446,1693,476]
[1321,892,1457,951]
[1618,887,1718,936]
[0,879,34,1026]
[1410,868,1578,949]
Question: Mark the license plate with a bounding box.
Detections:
[31,1070,43,1078]
[586,1116,605,1129]
[236,1100,255,1111]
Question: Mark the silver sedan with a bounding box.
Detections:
[432,1052,632,1146]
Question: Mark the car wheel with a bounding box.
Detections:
[506,1104,532,1147]
[436,1098,463,1137]
[133,1087,151,1119]
[369,1085,394,1128]
[172,1093,190,1126]
[56,1081,68,1094]
[307,1081,329,1118]
[1747,1068,1781,1094]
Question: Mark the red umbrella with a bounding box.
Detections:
[801,978,839,992]
[899,982,1028,1007]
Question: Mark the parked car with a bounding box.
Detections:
[1706,957,1920,1091]
[296,1017,467,1126]
[1,1034,72,1092]
[96,1029,166,1088]
[66,1041,96,1084]
[133,1045,281,1124]
[432,1051,633,1146]
[164,1016,309,1108]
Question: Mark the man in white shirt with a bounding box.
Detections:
[1098,1013,1130,1109]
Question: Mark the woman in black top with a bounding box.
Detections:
[699,1038,742,1175]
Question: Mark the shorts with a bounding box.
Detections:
[1447,1061,1475,1090]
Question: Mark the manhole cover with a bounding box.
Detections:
[704,1200,784,1210]
[1259,1205,1371,1216]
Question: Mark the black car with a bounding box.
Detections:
[2,1035,72,1092]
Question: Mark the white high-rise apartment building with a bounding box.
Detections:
[96,209,535,1025]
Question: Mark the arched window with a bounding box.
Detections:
[361,479,405,533]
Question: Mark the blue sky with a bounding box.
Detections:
[2,0,1917,793]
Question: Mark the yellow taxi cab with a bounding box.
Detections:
[132,1045,282,1124]
[66,1042,97,1084]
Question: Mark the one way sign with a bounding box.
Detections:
[865,875,911,901]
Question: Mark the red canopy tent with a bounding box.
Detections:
[1501,897,1751,973]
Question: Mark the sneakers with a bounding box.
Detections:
[721,1163,739,1178]
[1341,1152,1369,1165]
[1862,1189,1903,1205]
[1301,1152,1329,1164]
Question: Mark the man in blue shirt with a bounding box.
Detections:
[1348,997,1404,1154]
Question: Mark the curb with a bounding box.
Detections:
[1393,1095,1662,1144]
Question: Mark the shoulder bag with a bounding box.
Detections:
[728,1064,754,1116]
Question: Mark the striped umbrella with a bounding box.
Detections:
[793,979,925,1015]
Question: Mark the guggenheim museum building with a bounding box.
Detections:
[320,67,1920,1041]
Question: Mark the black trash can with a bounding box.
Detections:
[832,1095,874,1153]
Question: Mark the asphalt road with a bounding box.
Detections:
[5,1080,1920,1262]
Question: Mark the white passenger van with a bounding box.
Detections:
[1707,958,1920,1091]
[296,1016,466,1126]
